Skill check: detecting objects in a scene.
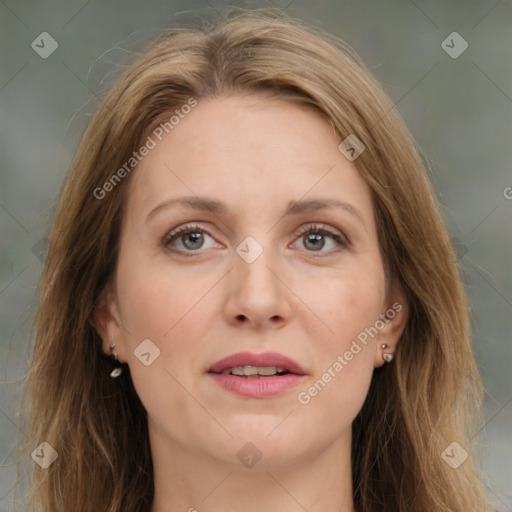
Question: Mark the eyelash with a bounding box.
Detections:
[161,223,349,257]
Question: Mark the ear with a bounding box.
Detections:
[373,286,409,368]
[93,282,127,363]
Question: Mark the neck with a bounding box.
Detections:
[149,426,355,512]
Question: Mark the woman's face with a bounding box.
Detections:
[96,94,406,470]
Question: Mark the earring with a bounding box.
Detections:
[381,343,394,363]
[110,344,123,378]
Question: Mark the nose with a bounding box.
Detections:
[223,244,292,330]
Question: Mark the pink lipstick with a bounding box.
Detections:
[207,351,307,398]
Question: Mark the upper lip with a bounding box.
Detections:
[208,351,307,375]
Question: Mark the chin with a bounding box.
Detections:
[213,426,316,468]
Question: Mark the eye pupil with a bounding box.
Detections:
[304,233,325,251]
[183,232,204,250]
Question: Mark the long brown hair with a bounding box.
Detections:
[17,7,493,511]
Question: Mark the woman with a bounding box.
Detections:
[18,7,493,512]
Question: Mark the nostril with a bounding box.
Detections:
[236,314,247,321]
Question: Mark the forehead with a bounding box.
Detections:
[126,95,374,225]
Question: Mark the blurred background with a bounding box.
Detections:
[1,0,511,509]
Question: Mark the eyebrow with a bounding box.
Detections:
[146,195,366,228]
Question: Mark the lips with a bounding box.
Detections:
[207,351,307,376]
[207,351,307,398]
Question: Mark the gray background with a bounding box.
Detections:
[1,0,511,510]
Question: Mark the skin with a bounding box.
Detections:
[95,94,408,512]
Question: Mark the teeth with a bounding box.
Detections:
[225,366,288,377]
[244,366,259,376]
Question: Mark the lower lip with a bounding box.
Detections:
[208,373,306,398]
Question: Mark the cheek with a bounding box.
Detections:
[295,281,378,435]
[293,261,384,421]
[113,250,223,418]
[114,255,216,440]
[297,358,373,448]
[301,261,385,350]
[116,251,219,342]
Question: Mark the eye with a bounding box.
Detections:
[162,224,218,254]
[162,222,349,256]
[291,224,349,254]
